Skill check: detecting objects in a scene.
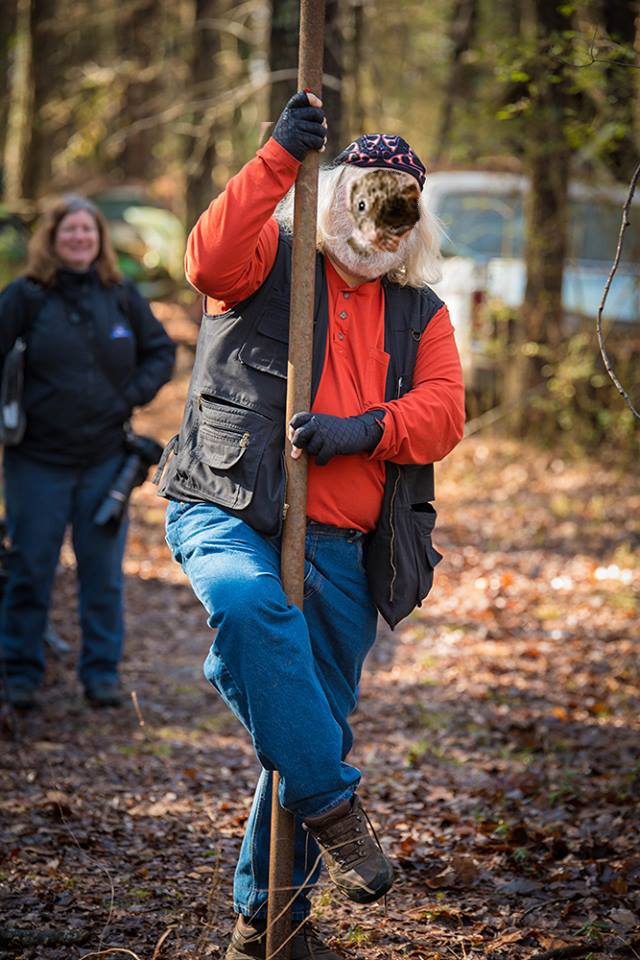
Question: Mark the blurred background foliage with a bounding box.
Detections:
[0,0,638,458]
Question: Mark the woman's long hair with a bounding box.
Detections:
[276,165,443,288]
[24,195,122,287]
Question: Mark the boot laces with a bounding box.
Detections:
[317,801,383,868]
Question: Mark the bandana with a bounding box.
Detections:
[332,134,426,190]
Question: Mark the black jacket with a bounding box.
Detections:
[158,235,443,627]
[0,268,175,466]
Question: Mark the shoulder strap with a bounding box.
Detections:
[115,280,140,338]
[18,279,47,342]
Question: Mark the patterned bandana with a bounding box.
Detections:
[332,134,426,190]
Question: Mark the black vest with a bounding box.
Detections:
[158,235,444,626]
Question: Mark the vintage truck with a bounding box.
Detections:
[427,170,640,387]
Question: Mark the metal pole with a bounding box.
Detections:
[266,1,325,957]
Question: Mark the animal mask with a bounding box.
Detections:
[324,166,422,281]
[347,170,420,257]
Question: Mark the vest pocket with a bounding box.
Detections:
[409,503,444,602]
[237,299,290,380]
[192,397,272,509]
[365,483,442,628]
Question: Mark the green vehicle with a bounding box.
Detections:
[0,190,186,298]
[90,187,186,298]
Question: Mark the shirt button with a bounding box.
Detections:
[343,292,350,299]
[339,310,348,319]
[337,332,345,341]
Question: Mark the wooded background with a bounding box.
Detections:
[3,1,638,220]
[1,0,639,453]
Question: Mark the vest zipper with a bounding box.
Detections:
[388,467,401,605]
[278,450,288,534]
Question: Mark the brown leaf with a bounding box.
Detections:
[36,791,74,818]
[486,931,524,953]
[400,836,418,855]
[451,854,478,886]
[609,908,638,932]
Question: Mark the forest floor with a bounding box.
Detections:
[1,304,639,960]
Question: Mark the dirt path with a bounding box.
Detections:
[1,310,638,959]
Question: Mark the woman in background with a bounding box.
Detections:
[0,195,175,710]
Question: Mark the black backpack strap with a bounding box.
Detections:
[18,279,47,342]
[115,281,138,334]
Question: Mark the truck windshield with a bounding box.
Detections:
[438,192,524,259]
[570,200,640,264]
[438,190,640,266]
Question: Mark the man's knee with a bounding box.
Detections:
[194,561,286,631]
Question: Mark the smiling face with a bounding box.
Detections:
[324,167,421,281]
[53,209,100,271]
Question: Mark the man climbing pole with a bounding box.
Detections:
[157,91,465,958]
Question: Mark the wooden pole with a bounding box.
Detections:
[266,1,325,957]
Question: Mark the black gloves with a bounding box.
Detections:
[272,91,326,162]
[289,411,385,466]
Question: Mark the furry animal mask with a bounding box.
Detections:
[324,166,421,280]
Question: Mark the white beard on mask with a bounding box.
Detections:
[322,167,420,282]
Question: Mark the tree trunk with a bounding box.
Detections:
[600,0,639,182]
[523,150,570,351]
[517,1,574,429]
[0,2,18,168]
[322,0,342,158]
[185,0,220,230]
[268,0,342,156]
[23,0,57,200]
[268,0,299,125]
[117,0,160,182]
[433,0,478,163]
[3,0,33,206]
[350,0,365,136]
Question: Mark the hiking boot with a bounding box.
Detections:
[4,680,37,710]
[84,681,123,708]
[303,795,394,904]
[225,915,344,959]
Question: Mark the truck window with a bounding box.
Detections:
[437,192,524,260]
[569,200,640,265]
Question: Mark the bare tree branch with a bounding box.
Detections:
[573,26,640,69]
[596,160,640,421]
[103,69,341,152]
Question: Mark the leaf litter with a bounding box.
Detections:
[0,306,638,958]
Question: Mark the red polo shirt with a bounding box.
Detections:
[185,138,465,531]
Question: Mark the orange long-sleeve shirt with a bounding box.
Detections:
[185,138,465,531]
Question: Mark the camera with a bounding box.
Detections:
[94,432,164,528]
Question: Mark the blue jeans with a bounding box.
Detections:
[165,501,378,920]
[0,449,128,689]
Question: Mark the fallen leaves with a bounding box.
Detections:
[1,357,638,960]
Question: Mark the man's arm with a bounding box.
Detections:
[185,139,297,307]
[366,304,465,464]
[185,91,326,308]
[290,305,465,467]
